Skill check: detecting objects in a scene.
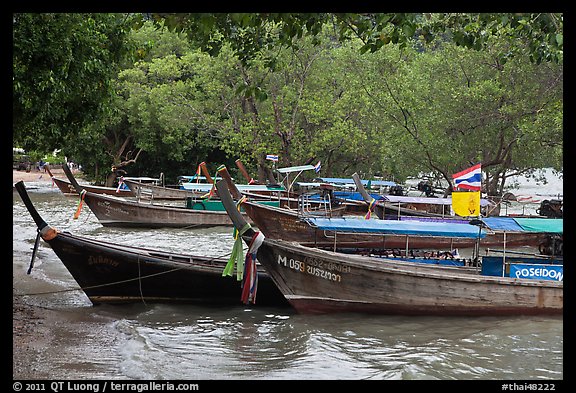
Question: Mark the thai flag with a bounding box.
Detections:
[266,154,278,162]
[314,161,321,173]
[452,163,482,191]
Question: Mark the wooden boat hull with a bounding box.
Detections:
[52,176,134,197]
[44,232,288,306]
[80,191,246,228]
[254,239,562,316]
[241,201,549,250]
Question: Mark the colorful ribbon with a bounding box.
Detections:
[364,199,376,220]
[73,189,86,219]
[240,231,265,305]
[116,176,124,193]
[206,169,219,199]
[195,163,202,183]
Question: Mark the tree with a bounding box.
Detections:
[345,40,562,196]
[13,13,132,153]
[146,12,562,187]
[110,22,241,182]
[65,21,227,185]
[111,19,562,191]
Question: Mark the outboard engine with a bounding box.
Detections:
[389,185,404,196]
[536,199,563,218]
[539,234,563,256]
[417,181,435,197]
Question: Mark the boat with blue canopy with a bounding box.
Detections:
[215,179,563,316]
[233,192,562,254]
[303,216,487,238]
[314,177,397,187]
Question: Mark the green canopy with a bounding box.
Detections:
[513,218,563,234]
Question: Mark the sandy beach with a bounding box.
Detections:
[13,167,68,184]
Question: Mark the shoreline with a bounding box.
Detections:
[13,167,72,184]
[11,168,563,379]
[13,169,63,379]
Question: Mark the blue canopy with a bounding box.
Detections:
[481,217,525,232]
[513,218,563,234]
[178,175,223,182]
[480,217,562,233]
[333,191,383,201]
[304,217,486,238]
[315,177,397,187]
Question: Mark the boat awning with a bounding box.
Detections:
[315,177,397,187]
[276,165,316,174]
[382,195,493,207]
[296,182,327,188]
[123,176,162,183]
[178,175,224,182]
[181,183,286,192]
[481,217,563,233]
[332,191,384,201]
[513,218,563,234]
[481,217,525,232]
[304,217,487,238]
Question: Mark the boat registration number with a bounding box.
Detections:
[276,254,349,282]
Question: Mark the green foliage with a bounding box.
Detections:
[152,13,563,68]
[345,40,563,193]
[14,13,563,193]
[13,13,133,152]
[91,17,566,190]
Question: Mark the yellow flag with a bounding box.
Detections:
[452,191,480,217]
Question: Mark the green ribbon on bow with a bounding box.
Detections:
[222,222,252,280]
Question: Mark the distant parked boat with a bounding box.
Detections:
[61,162,277,228]
[236,197,559,251]
[45,165,135,197]
[123,177,205,200]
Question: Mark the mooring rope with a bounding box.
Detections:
[137,256,147,306]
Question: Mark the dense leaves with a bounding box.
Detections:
[13,13,131,151]
[151,13,563,67]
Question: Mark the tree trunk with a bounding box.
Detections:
[105,171,117,188]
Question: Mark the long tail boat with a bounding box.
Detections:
[122,178,206,201]
[45,165,135,197]
[226,192,559,251]
[61,162,264,228]
[215,179,563,316]
[348,172,500,219]
[123,162,218,201]
[13,181,288,307]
